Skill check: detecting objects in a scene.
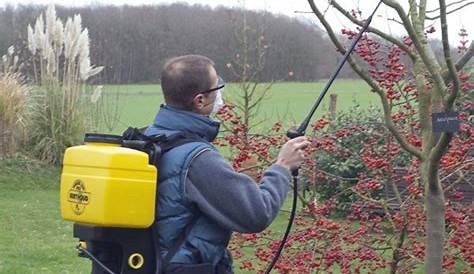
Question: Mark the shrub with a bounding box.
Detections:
[309,105,412,214]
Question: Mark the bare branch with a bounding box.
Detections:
[308,0,424,159]
[408,0,420,22]
[388,17,404,25]
[446,175,468,192]
[419,0,427,23]
[352,189,383,204]
[440,41,474,82]
[439,0,461,110]
[455,41,474,71]
[238,163,268,173]
[330,0,416,59]
[390,224,408,273]
[294,11,316,14]
[426,0,469,12]
[426,2,474,20]
[439,153,471,177]
[352,189,398,229]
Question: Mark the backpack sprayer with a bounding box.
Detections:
[60,129,201,274]
[59,1,382,273]
[60,131,158,274]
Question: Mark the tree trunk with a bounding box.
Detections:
[422,160,445,273]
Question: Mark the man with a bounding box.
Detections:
[145,55,309,274]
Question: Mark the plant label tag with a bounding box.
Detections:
[431,112,460,133]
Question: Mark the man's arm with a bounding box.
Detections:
[186,149,291,233]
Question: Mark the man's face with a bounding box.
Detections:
[195,66,219,116]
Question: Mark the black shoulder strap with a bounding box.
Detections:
[160,132,206,154]
[121,127,206,166]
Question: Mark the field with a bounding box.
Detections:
[1,80,380,274]
[99,80,377,133]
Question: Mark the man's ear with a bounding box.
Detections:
[191,93,205,111]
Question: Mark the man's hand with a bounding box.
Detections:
[276,136,310,172]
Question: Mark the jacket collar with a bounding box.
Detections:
[149,104,220,142]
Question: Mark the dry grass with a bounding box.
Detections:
[0,72,29,158]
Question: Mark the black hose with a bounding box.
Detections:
[77,245,117,274]
[263,172,298,274]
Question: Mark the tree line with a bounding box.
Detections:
[0,3,360,84]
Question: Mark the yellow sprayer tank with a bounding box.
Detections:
[60,134,157,228]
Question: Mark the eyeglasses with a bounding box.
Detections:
[199,76,225,94]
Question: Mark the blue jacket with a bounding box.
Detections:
[145,105,232,272]
[145,105,291,273]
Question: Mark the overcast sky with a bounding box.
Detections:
[1,0,472,44]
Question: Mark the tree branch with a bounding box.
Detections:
[426,0,469,12]
[440,41,473,83]
[439,0,461,110]
[382,0,448,102]
[440,157,472,179]
[238,163,268,173]
[419,0,427,24]
[429,132,453,175]
[388,17,404,25]
[425,2,474,20]
[352,189,398,229]
[330,0,416,59]
[308,0,423,159]
[310,167,359,182]
[455,41,474,71]
[443,170,467,192]
[408,0,420,25]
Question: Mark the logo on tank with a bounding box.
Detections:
[68,179,90,215]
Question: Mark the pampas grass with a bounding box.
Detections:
[0,48,28,158]
[27,4,103,164]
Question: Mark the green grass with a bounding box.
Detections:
[100,80,378,134]
[0,158,89,274]
[0,158,300,274]
[0,153,302,272]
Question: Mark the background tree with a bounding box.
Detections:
[306,0,473,272]
[0,3,354,84]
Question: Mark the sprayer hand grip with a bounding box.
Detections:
[286,127,305,139]
[286,127,304,176]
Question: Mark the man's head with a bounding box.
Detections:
[161,55,223,116]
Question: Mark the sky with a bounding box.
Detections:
[0,0,472,44]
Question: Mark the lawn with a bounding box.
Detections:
[99,80,378,134]
[0,158,88,274]
[0,158,299,274]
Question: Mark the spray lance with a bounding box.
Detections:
[263,0,383,273]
